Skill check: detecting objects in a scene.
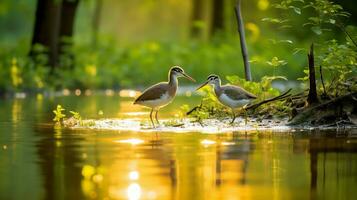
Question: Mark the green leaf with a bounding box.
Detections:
[289,6,301,14]
[266,57,287,67]
[278,40,293,44]
[311,26,322,35]
[261,18,288,24]
[226,75,240,84]
[293,48,306,55]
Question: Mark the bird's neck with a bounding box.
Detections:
[168,73,178,88]
[213,82,221,96]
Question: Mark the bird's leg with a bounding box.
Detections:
[243,108,248,125]
[230,109,236,124]
[150,109,155,128]
[155,110,160,125]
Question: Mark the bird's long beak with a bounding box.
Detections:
[196,81,209,91]
[181,72,196,82]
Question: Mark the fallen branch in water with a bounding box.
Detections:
[245,89,292,111]
[186,100,203,116]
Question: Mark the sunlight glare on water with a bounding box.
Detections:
[127,183,141,200]
[129,171,139,180]
[114,138,145,145]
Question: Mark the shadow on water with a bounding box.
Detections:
[0,95,357,199]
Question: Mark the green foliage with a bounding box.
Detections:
[303,0,350,34]
[226,75,282,98]
[53,105,66,122]
[0,35,307,93]
[70,111,83,125]
[266,0,357,97]
[53,105,96,127]
[316,40,357,96]
[266,57,287,67]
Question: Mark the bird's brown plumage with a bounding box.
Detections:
[134,82,177,104]
[215,85,257,100]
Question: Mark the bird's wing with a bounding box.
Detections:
[222,85,257,100]
[134,83,169,103]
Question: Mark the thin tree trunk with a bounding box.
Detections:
[92,0,102,47]
[234,0,252,81]
[59,0,79,68]
[190,0,203,38]
[307,43,319,105]
[211,0,224,35]
[30,0,62,68]
[60,0,79,42]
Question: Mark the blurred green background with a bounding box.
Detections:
[0,0,356,93]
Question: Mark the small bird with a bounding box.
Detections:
[134,66,195,127]
[196,74,257,123]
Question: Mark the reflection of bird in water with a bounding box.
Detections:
[134,66,195,128]
[196,75,256,123]
[216,136,254,185]
[149,132,163,148]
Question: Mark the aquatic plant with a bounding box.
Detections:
[53,105,66,123]
[70,111,83,126]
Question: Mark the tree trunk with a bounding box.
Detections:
[59,0,80,68]
[211,0,224,36]
[60,0,79,42]
[235,0,252,81]
[30,0,79,69]
[190,0,203,38]
[307,43,319,105]
[30,0,62,68]
[92,0,102,47]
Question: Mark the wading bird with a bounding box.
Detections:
[134,66,195,128]
[196,74,257,123]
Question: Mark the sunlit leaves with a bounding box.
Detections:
[261,18,292,30]
[268,39,293,45]
[257,0,269,11]
[311,26,322,35]
[85,64,97,76]
[70,111,81,120]
[292,48,306,55]
[262,18,289,24]
[297,69,309,81]
[70,111,84,126]
[272,0,304,11]
[261,76,287,90]
[266,57,287,67]
[246,23,260,42]
[289,6,301,14]
[226,75,281,97]
[53,105,66,122]
[10,57,22,88]
[303,0,350,35]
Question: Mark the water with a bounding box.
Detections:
[0,94,357,200]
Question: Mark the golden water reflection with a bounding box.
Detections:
[66,133,357,199]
